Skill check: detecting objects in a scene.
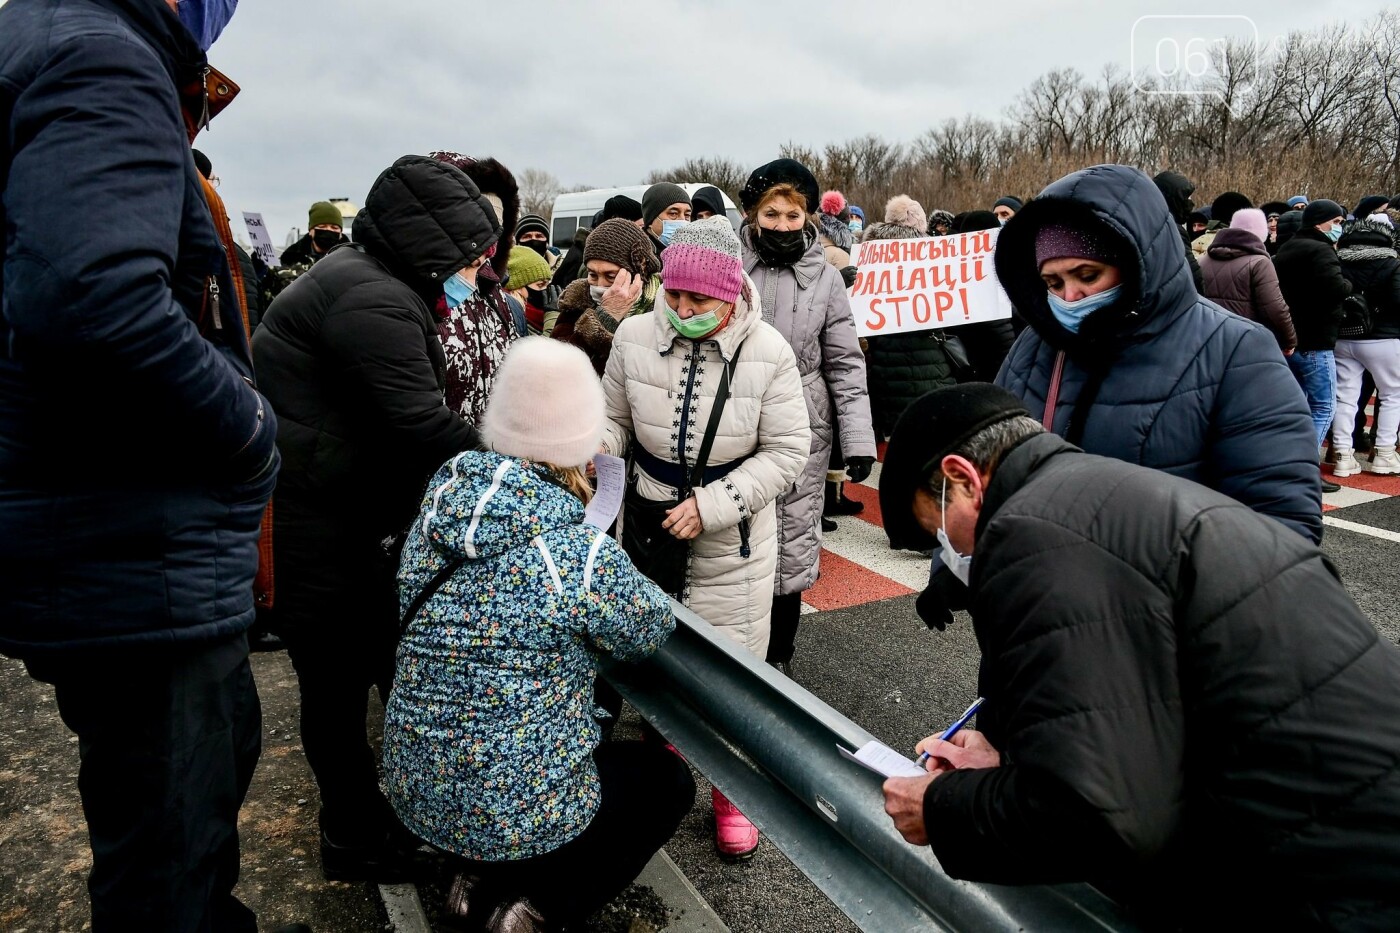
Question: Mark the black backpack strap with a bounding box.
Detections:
[687,338,747,494]
[400,555,468,635]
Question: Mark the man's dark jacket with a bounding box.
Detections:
[278,230,349,270]
[1275,226,1353,351]
[1151,171,1205,293]
[1336,220,1400,340]
[994,164,1322,543]
[0,0,277,657]
[924,433,1400,931]
[252,155,489,630]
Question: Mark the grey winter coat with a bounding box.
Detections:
[743,225,876,594]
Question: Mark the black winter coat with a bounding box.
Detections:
[1274,227,1352,350]
[865,333,957,436]
[1336,221,1400,340]
[995,164,1322,543]
[0,0,277,657]
[253,156,488,634]
[925,434,1400,931]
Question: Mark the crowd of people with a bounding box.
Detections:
[3,1,1400,931]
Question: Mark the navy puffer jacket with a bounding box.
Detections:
[0,0,278,657]
[994,164,1322,543]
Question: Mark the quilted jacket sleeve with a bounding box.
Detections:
[579,530,675,661]
[817,269,877,459]
[694,339,810,533]
[599,323,636,457]
[923,509,1186,884]
[1251,258,1296,351]
[5,33,266,471]
[1206,323,1322,543]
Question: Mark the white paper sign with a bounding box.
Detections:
[242,212,278,267]
[837,741,928,779]
[584,454,626,530]
[849,230,1015,338]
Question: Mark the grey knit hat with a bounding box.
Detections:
[642,183,692,226]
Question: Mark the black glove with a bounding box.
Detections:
[916,562,970,631]
[840,265,858,289]
[845,456,875,484]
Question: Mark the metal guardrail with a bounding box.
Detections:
[602,601,1140,933]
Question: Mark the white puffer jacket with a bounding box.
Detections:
[600,275,810,657]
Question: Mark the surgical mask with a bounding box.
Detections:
[848,220,863,235]
[443,270,478,306]
[311,229,341,252]
[666,304,726,340]
[754,226,807,266]
[660,220,690,246]
[1046,283,1124,334]
[936,478,973,587]
[1325,224,1343,243]
[176,0,238,51]
[589,285,608,304]
[999,218,1008,227]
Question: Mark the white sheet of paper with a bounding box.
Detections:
[584,454,626,530]
[242,212,278,267]
[838,741,927,779]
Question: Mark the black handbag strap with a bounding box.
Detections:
[400,555,467,635]
[685,339,746,495]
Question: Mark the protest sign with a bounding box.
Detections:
[848,229,1014,338]
[242,212,278,267]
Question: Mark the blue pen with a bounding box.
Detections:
[915,697,985,769]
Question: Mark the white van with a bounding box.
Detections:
[549,184,742,247]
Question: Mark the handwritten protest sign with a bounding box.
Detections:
[242,212,278,267]
[848,230,1014,338]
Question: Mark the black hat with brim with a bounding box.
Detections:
[879,385,1031,552]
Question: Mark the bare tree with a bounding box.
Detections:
[646,156,750,205]
[518,168,561,221]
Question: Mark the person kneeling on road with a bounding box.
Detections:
[385,338,694,931]
[879,384,1400,931]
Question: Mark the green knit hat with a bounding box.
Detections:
[506,246,552,288]
[308,201,343,229]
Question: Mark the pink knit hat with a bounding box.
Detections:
[482,338,606,468]
[661,216,744,304]
[1230,208,1269,244]
[1034,223,1120,269]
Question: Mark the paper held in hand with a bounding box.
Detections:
[838,740,927,779]
[584,454,626,530]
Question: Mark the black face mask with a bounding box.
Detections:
[312,229,341,252]
[522,239,549,257]
[526,288,547,309]
[754,226,807,267]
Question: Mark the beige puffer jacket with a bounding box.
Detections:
[600,275,810,657]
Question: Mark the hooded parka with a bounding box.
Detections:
[994,164,1322,543]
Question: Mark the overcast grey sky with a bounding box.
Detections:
[175,0,1392,242]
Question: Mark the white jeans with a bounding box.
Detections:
[1333,338,1400,448]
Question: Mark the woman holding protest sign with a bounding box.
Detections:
[738,158,877,675]
[598,217,809,860]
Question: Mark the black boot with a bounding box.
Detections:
[823,481,864,516]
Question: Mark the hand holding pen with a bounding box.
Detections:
[914,697,999,773]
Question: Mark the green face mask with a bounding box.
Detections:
[666,304,726,339]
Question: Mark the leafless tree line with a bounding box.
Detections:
[647,11,1400,219]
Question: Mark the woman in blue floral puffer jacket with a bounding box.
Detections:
[384,338,694,930]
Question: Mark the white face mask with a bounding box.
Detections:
[937,477,973,586]
[589,285,607,304]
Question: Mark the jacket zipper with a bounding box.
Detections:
[198,66,212,132]
[676,342,701,492]
[233,379,265,458]
[207,276,223,330]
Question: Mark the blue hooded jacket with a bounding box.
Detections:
[994,165,1322,543]
[384,451,673,861]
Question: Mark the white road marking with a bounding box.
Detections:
[1323,516,1400,544]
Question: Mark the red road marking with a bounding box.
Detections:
[805,548,915,611]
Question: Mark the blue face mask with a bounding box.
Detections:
[1046,283,1124,334]
[1325,224,1343,243]
[443,270,477,307]
[176,0,239,51]
[937,478,973,587]
[849,221,863,234]
[660,220,690,246]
